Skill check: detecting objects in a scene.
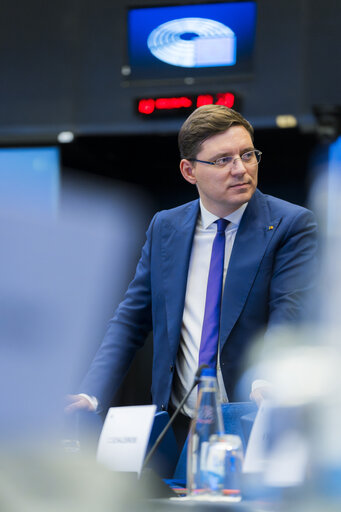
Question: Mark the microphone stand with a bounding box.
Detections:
[142,364,208,471]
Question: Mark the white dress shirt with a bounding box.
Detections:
[170,200,247,417]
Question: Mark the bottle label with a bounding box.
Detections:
[197,405,215,425]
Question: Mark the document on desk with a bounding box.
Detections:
[243,401,271,474]
[97,405,156,475]
[243,401,307,487]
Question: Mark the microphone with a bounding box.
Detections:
[142,363,208,470]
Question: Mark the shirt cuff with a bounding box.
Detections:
[251,379,270,392]
[78,393,99,412]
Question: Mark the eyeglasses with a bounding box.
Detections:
[188,149,262,168]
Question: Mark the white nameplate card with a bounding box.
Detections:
[243,401,307,487]
[243,400,272,474]
[97,404,156,475]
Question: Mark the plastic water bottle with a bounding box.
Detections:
[187,367,225,497]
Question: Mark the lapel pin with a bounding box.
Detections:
[268,225,274,230]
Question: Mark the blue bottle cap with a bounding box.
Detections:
[201,367,216,377]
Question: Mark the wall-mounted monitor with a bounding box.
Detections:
[126,1,257,83]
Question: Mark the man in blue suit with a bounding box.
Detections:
[66,105,317,445]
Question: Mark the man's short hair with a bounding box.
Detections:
[178,105,254,160]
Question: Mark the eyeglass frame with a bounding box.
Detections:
[188,149,262,168]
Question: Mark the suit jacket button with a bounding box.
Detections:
[170,364,174,372]
[161,404,166,411]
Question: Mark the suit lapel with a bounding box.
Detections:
[219,190,281,350]
[161,200,199,359]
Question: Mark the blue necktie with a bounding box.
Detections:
[199,218,229,368]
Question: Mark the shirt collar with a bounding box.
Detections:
[199,199,248,230]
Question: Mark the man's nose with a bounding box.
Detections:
[230,157,247,173]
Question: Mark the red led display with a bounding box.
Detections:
[137,92,238,117]
[215,93,235,108]
[196,94,214,107]
[155,96,192,110]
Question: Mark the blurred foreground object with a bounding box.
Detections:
[0,448,153,512]
[0,172,148,447]
[239,133,341,509]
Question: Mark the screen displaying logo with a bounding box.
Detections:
[147,17,236,68]
[127,2,257,80]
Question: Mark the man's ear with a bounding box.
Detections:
[180,159,197,184]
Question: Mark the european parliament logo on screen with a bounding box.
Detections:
[147,17,236,68]
[127,2,257,80]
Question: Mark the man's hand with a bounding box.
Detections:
[64,394,96,414]
[249,383,273,407]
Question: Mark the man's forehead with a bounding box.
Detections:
[198,126,253,151]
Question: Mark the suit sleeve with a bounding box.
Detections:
[235,208,318,400]
[79,213,158,409]
[267,207,318,329]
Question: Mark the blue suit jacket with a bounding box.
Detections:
[81,189,317,411]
